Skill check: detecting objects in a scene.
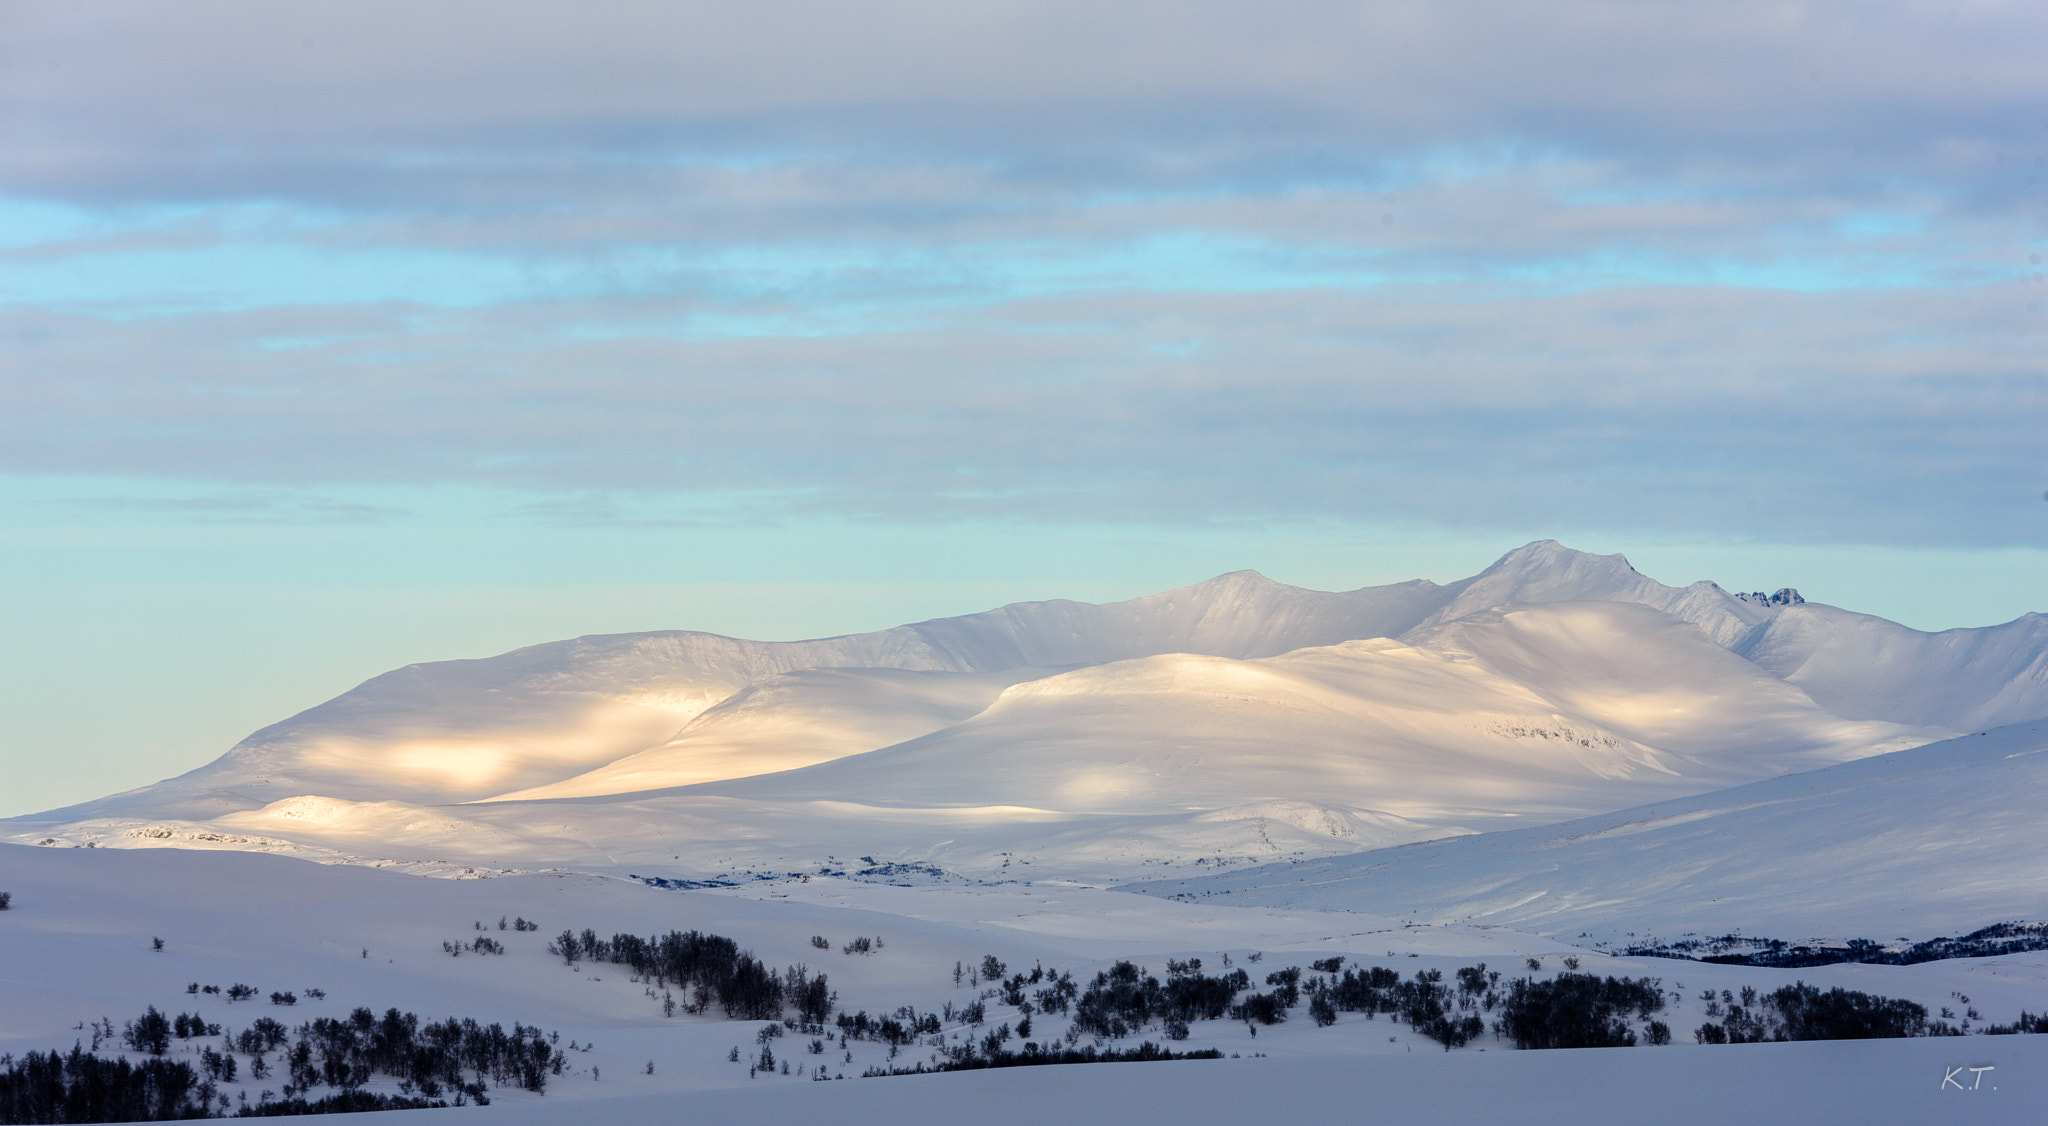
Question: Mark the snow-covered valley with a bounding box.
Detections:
[3,843,2045,1123]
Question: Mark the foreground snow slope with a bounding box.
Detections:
[1127,719,2048,941]
[1,843,2043,1126]
[317,1037,2048,1126]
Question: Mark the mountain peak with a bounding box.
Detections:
[1404,540,1786,650]
[1188,568,1286,593]
[1481,540,1638,579]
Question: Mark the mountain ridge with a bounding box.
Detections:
[13,540,2043,895]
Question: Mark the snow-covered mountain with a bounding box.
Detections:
[10,541,2045,890]
[1123,718,2048,942]
[28,561,1475,820]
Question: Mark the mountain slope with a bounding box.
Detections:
[696,601,1930,825]
[28,569,1468,820]
[1124,719,2048,939]
[488,666,1060,801]
[1735,605,2048,730]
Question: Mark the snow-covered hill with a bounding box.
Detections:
[9,541,2043,892]
[694,601,1925,822]
[1125,719,2048,941]
[24,563,1475,820]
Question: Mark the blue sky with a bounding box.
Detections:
[2,0,2046,815]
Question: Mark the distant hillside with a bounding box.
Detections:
[1123,719,2048,940]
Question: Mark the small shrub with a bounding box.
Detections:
[811,935,830,950]
[122,1007,172,1055]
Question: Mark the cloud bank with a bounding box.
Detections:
[2,0,2044,545]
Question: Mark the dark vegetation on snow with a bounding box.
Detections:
[14,908,2035,1121]
[1981,1012,2048,1035]
[1495,975,1669,1049]
[549,927,833,1024]
[537,920,2015,1064]
[863,1041,1225,1075]
[0,1004,557,1123]
[1621,921,2048,969]
[1691,982,1962,1044]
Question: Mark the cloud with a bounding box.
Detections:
[4,276,2044,545]
[4,0,2044,204]
[0,0,2042,549]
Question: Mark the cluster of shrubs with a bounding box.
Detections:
[1623,921,2048,969]
[1693,982,1954,1043]
[549,926,832,1024]
[0,1046,456,1124]
[442,937,503,957]
[1495,974,1669,1049]
[1290,960,1503,1048]
[835,1008,941,1047]
[2,1001,566,1123]
[279,1008,555,1096]
[864,1040,1225,1075]
[950,952,1680,1053]
[178,986,261,1004]
[1982,1011,2048,1035]
[1065,959,1246,1041]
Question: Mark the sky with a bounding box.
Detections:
[2,0,2046,816]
